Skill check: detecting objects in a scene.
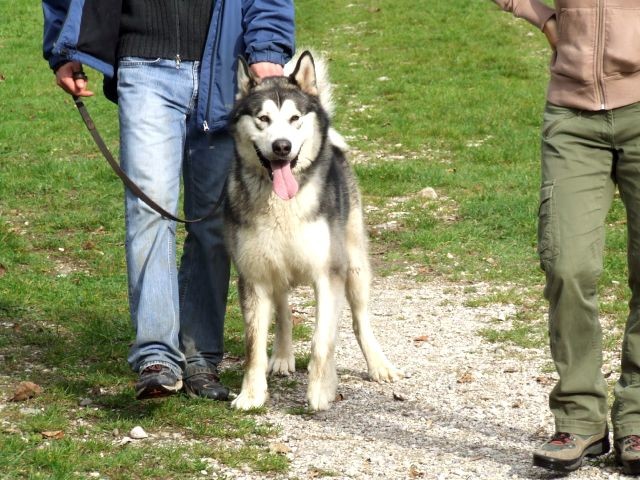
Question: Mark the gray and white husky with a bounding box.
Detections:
[225,51,403,411]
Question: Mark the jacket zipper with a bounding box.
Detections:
[203,0,225,132]
[174,0,181,68]
[595,0,606,110]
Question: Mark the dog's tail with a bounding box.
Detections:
[285,49,348,152]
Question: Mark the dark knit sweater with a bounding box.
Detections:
[118,0,214,62]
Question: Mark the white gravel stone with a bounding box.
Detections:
[129,426,148,439]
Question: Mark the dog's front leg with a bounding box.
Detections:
[307,274,343,411]
[232,279,273,410]
[269,291,296,376]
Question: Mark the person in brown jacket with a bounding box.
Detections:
[492,0,640,475]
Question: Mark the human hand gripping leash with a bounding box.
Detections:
[71,95,226,224]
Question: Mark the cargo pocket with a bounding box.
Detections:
[537,181,557,270]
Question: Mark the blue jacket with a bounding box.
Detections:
[42,0,295,132]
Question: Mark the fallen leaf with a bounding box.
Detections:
[0,264,6,276]
[269,442,291,454]
[413,335,429,345]
[409,465,425,478]
[535,375,554,386]
[41,430,64,439]
[292,314,304,326]
[335,393,345,402]
[9,381,42,402]
[457,372,474,384]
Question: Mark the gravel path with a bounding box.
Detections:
[216,273,635,480]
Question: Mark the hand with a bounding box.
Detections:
[542,17,558,50]
[250,62,284,79]
[55,61,94,97]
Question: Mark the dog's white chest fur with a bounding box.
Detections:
[233,185,330,288]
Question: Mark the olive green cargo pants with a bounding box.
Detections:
[539,101,640,439]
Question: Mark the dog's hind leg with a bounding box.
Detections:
[307,274,343,411]
[231,278,273,410]
[268,291,296,376]
[346,217,404,383]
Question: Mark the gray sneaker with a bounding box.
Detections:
[616,435,640,475]
[135,364,183,400]
[533,428,610,472]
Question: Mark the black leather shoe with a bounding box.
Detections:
[183,371,230,400]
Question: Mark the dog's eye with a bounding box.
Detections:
[258,115,270,124]
[290,115,300,123]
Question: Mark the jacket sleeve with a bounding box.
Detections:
[42,0,71,70]
[241,0,295,66]
[492,0,555,30]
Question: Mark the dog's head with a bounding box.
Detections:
[230,51,329,200]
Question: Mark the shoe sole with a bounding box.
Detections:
[182,383,230,401]
[136,380,183,400]
[615,449,640,475]
[533,435,610,473]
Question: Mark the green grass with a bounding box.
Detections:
[0,0,632,477]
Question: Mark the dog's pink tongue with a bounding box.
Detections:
[271,161,299,200]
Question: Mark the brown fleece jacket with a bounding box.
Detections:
[493,0,640,111]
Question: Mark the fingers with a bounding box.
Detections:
[55,61,94,97]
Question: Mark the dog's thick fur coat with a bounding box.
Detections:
[225,51,402,411]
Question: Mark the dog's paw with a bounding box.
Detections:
[307,367,338,411]
[268,355,296,376]
[231,389,269,410]
[368,362,404,383]
[306,385,334,411]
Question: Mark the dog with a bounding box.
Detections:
[224,51,403,411]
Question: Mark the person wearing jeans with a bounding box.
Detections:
[42,0,295,401]
[492,0,640,475]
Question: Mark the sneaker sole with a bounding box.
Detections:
[136,380,183,400]
[615,450,640,475]
[533,435,610,473]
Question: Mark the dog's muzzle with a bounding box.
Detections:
[254,144,298,179]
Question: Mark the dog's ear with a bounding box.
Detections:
[236,56,260,99]
[290,51,318,97]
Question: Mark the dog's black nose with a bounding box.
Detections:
[272,139,292,157]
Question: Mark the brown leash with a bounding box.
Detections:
[72,95,225,224]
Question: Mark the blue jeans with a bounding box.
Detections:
[117,57,232,379]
